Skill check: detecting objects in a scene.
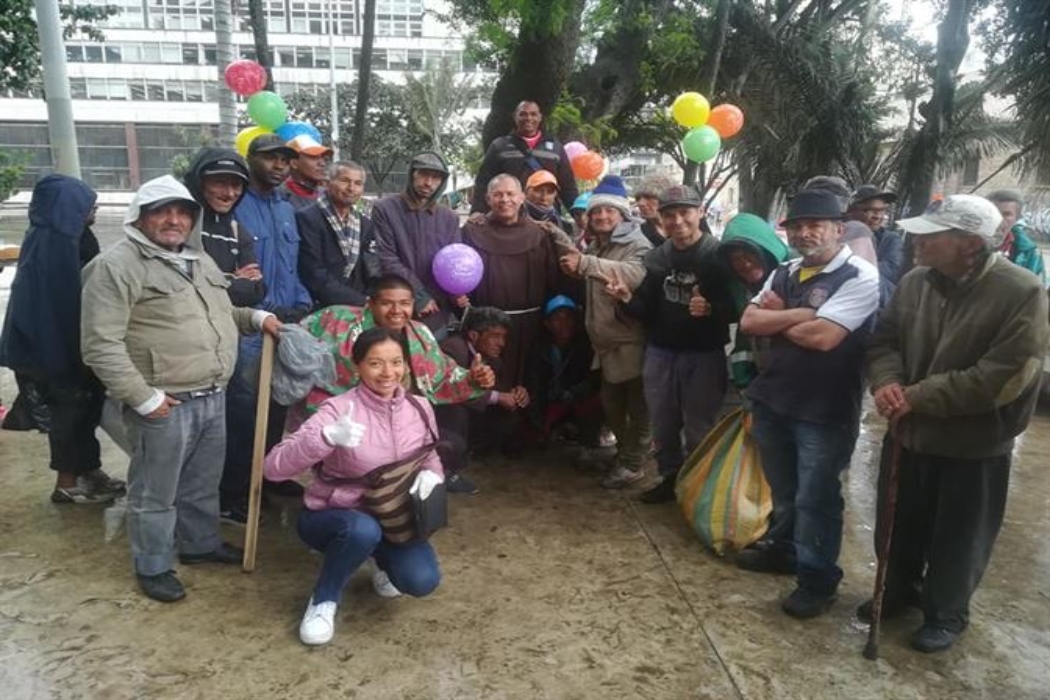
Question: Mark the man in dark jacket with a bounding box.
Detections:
[866,194,1048,652]
[0,175,125,503]
[372,151,462,338]
[296,160,379,307]
[607,185,735,503]
[471,101,579,214]
[184,147,265,308]
[848,185,903,305]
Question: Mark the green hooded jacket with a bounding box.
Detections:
[717,214,790,388]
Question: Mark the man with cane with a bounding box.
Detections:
[866,194,1048,653]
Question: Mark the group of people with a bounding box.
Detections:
[0,98,1046,654]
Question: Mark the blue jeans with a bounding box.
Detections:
[749,401,855,593]
[297,508,441,604]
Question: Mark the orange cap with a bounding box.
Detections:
[526,170,559,191]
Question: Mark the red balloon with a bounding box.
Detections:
[708,104,745,139]
[224,59,268,97]
[571,151,604,180]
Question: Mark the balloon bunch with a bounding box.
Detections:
[671,92,745,163]
[564,141,606,181]
[225,59,323,157]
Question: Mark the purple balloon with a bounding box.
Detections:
[564,141,587,160]
[432,244,484,296]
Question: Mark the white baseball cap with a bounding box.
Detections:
[286,134,332,157]
[896,194,1003,240]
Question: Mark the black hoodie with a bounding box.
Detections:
[184,147,266,307]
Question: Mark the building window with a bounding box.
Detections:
[182,44,201,65]
[70,78,87,99]
[203,45,217,65]
[66,45,85,62]
[962,156,980,186]
[147,80,166,101]
[296,46,314,68]
[85,46,104,63]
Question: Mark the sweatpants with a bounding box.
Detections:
[876,435,1011,632]
[642,345,727,478]
[600,376,649,471]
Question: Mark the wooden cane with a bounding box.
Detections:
[242,332,275,573]
[863,426,902,660]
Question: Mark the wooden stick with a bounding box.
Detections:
[242,332,275,573]
[864,428,902,660]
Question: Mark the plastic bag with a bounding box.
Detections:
[675,407,772,555]
[271,324,336,406]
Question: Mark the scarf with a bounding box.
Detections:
[318,192,361,279]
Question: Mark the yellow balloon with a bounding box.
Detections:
[672,92,711,128]
[235,125,273,157]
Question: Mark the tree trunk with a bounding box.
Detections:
[351,0,377,160]
[215,0,237,146]
[898,0,973,216]
[247,0,274,90]
[479,0,586,149]
[702,0,732,97]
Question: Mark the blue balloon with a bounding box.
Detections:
[276,121,321,142]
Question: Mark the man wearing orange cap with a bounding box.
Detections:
[525,170,572,235]
[282,134,333,211]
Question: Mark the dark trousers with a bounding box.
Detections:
[433,403,469,475]
[38,374,105,475]
[877,435,1010,632]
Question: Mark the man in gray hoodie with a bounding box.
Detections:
[81,176,280,603]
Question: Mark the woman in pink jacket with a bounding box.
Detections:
[265,327,445,646]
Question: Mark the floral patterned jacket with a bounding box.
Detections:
[300,305,487,413]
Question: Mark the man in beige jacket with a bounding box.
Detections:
[559,175,651,488]
[82,175,279,603]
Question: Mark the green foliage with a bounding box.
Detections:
[402,59,486,173]
[547,92,618,148]
[440,0,581,69]
[0,2,119,93]
[0,149,28,202]
[169,127,220,180]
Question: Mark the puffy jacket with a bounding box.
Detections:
[576,220,652,383]
[81,176,260,412]
[234,186,313,320]
[0,175,97,379]
[472,133,579,214]
[183,147,265,308]
[717,214,790,387]
[264,385,444,511]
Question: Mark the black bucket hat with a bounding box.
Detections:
[780,189,847,226]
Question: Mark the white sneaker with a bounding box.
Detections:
[299,598,337,645]
[372,568,402,598]
[600,464,644,490]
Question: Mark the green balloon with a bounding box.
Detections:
[681,126,722,162]
[247,91,288,130]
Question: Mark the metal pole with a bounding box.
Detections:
[215,0,239,146]
[34,0,80,177]
[328,0,340,160]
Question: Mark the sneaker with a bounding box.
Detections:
[598,428,617,448]
[220,502,250,527]
[179,542,244,566]
[51,484,117,504]
[639,477,677,504]
[781,585,838,619]
[735,541,796,575]
[137,571,186,602]
[446,472,479,495]
[601,465,644,489]
[299,598,338,645]
[371,568,402,598]
[910,624,961,653]
[81,469,127,494]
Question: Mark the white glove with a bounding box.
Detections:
[409,470,444,500]
[321,401,366,448]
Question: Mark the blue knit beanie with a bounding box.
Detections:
[587,175,631,219]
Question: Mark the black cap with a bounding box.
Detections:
[850,184,897,207]
[141,196,201,214]
[199,156,249,182]
[248,133,296,158]
[780,190,847,225]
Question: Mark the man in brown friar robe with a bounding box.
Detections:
[461,173,565,389]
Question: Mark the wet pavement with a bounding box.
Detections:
[1,209,1049,699]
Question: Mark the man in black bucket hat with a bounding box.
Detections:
[738,189,879,619]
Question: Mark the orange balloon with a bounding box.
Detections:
[708,104,745,139]
[572,151,604,180]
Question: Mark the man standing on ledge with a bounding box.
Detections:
[472,101,578,214]
[865,194,1048,653]
[739,189,878,619]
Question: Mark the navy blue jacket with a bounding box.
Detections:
[0,175,98,379]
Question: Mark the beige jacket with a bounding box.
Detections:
[576,220,651,383]
[81,176,260,413]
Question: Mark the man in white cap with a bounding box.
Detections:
[865,194,1049,652]
[282,134,333,211]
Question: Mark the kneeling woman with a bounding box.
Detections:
[265,327,444,645]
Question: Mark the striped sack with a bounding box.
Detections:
[674,407,772,555]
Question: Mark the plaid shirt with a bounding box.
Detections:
[317,192,361,280]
